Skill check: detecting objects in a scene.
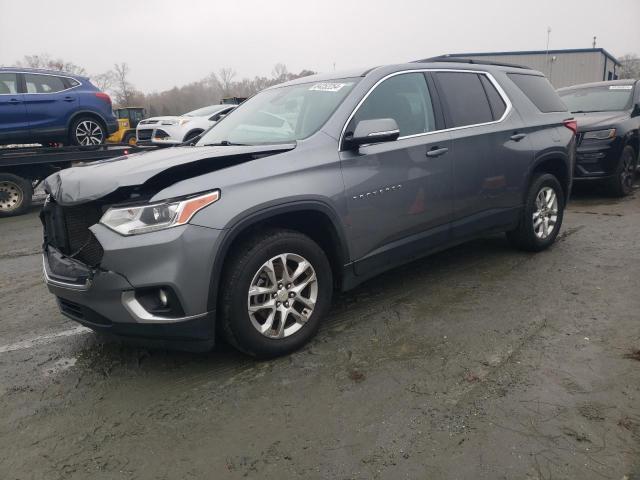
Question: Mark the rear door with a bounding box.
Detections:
[0,72,29,143]
[432,70,532,239]
[23,73,79,140]
[340,72,453,274]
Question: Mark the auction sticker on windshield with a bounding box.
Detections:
[309,82,351,92]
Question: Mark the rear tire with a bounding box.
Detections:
[606,145,636,197]
[507,173,564,252]
[69,116,106,145]
[220,229,333,358]
[0,173,33,217]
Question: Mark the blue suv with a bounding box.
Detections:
[0,68,118,145]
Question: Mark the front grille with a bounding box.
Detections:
[576,132,584,146]
[137,129,153,140]
[153,129,169,139]
[42,200,105,267]
[63,204,104,266]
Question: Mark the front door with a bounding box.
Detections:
[0,72,28,143]
[23,73,78,141]
[339,72,453,274]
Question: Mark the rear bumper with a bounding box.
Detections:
[106,119,119,135]
[42,222,224,350]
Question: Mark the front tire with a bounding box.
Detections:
[123,131,137,146]
[183,130,203,143]
[0,173,33,217]
[69,116,106,145]
[606,145,636,197]
[220,229,333,358]
[507,173,565,252]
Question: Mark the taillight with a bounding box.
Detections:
[563,119,578,135]
[95,92,112,104]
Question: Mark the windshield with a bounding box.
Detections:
[197,78,359,145]
[558,85,634,113]
[184,105,229,117]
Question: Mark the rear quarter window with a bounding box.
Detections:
[479,75,507,120]
[508,73,567,113]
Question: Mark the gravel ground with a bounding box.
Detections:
[0,185,638,480]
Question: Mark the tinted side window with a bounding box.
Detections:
[349,73,436,137]
[508,73,566,112]
[0,73,18,94]
[479,75,506,120]
[24,74,67,94]
[435,72,493,127]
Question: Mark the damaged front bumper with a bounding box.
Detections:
[42,222,224,351]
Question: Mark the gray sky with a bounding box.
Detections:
[1,0,638,93]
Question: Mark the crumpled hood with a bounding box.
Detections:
[574,111,628,131]
[44,143,296,206]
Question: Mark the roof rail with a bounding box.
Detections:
[413,55,533,70]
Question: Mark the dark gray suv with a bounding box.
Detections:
[41,59,575,357]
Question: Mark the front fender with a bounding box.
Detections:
[202,198,350,311]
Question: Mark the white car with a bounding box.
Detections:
[136,104,237,145]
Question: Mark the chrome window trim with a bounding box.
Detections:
[0,71,83,96]
[339,68,513,150]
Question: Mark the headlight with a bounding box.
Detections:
[100,191,220,236]
[583,128,616,140]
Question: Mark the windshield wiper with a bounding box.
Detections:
[203,140,250,146]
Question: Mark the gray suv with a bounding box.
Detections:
[41,59,575,357]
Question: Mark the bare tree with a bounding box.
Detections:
[113,62,136,106]
[92,71,116,93]
[139,66,316,116]
[218,68,236,96]
[17,54,86,75]
[618,53,640,80]
[272,63,289,82]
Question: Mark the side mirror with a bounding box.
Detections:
[347,118,400,148]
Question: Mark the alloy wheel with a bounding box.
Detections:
[0,181,24,213]
[247,253,318,339]
[75,120,104,145]
[532,186,558,239]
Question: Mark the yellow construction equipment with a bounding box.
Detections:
[107,107,146,145]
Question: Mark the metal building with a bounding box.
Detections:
[444,48,621,88]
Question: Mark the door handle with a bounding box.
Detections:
[426,147,449,157]
[510,133,527,141]
[8,98,21,103]
[63,96,75,102]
